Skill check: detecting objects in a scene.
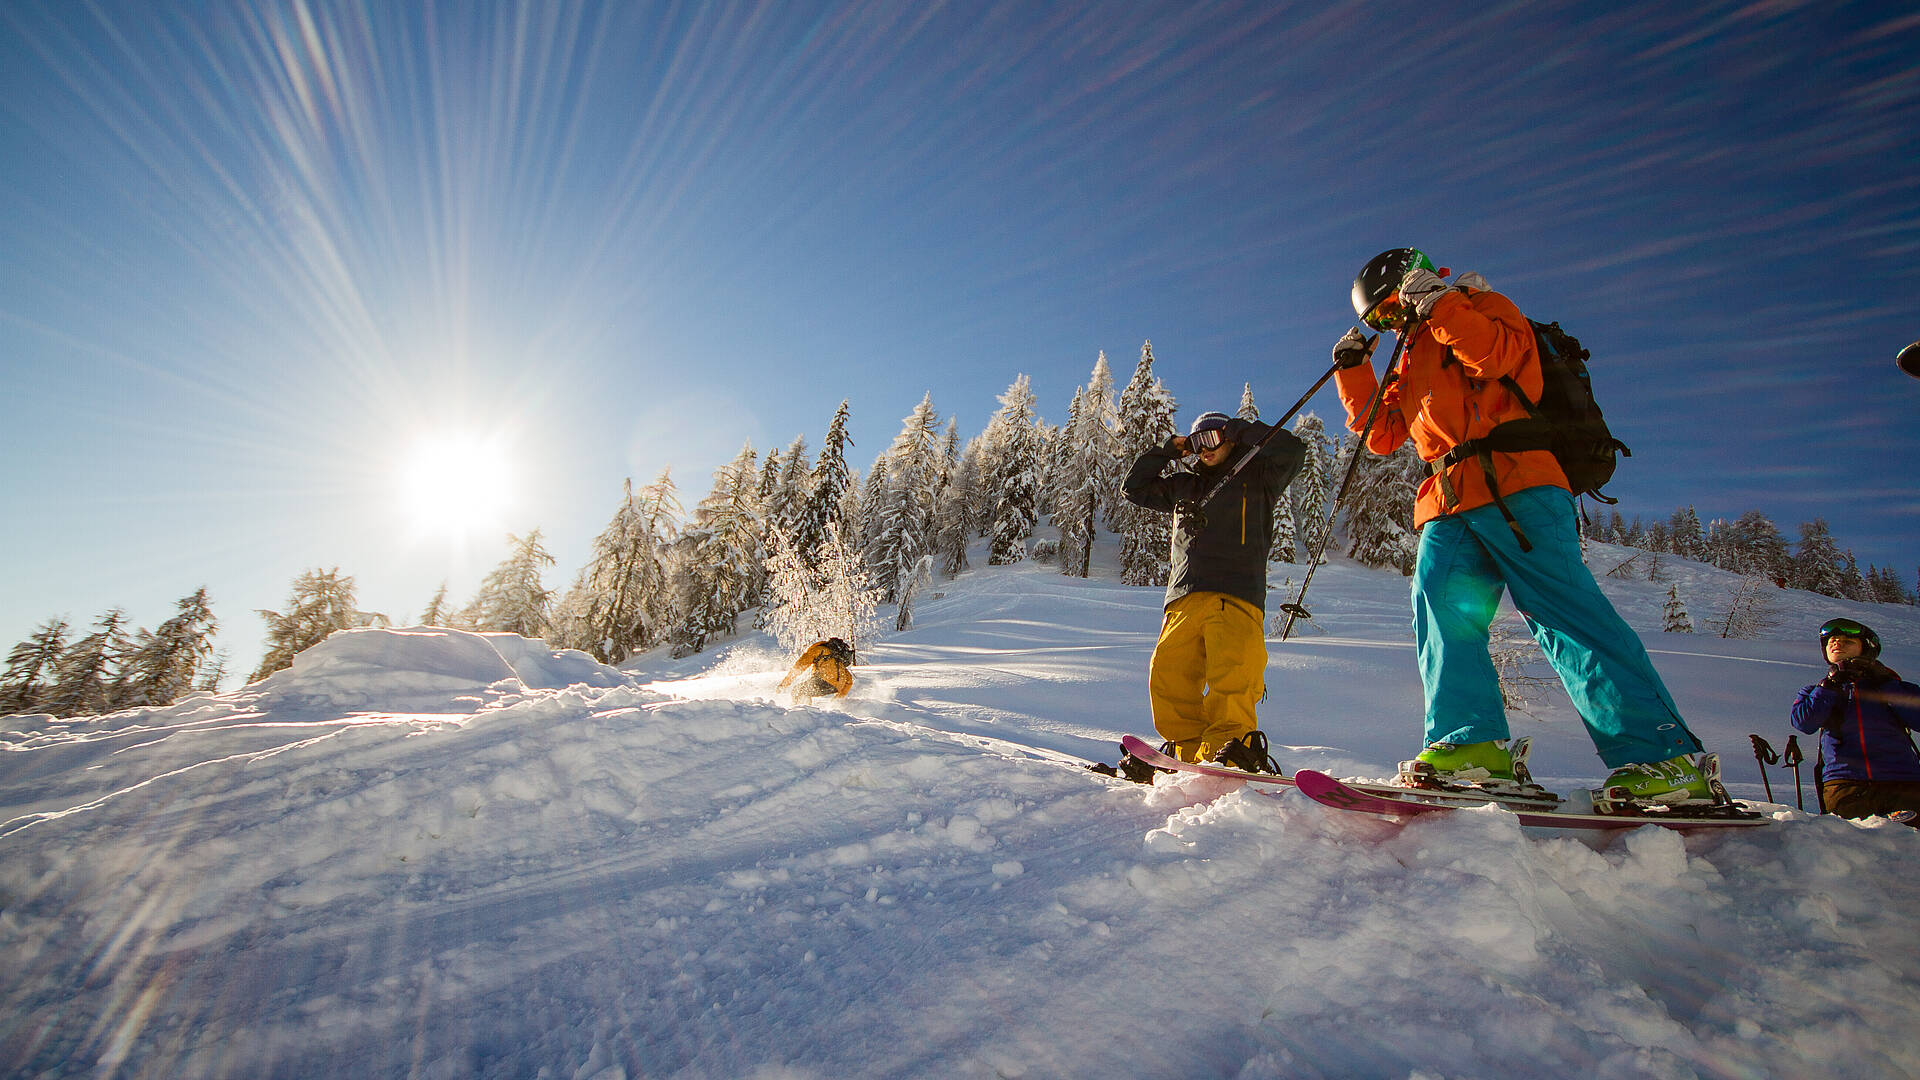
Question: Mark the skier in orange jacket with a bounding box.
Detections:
[778,637,854,704]
[1333,249,1713,806]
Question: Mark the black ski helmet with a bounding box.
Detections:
[1818,617,1881,660]
[1897,341,1920,379]
[1351,248,1436,327]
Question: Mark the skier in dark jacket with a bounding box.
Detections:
[1121,411,1304,771]
[1790,618,1920,824]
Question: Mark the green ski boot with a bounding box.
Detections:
[1596,754,1717,807]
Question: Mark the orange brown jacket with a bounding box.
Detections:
[1333,286,1568,529]
[777,640,853,698]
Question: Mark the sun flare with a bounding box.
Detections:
[397,432,514,541]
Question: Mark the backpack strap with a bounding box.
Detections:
[1427,446,1533,553]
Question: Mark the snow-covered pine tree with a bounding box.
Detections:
[1237,383,1258,421]
[1081,352,1122,528]
[1866,565,1912,605]
[1,617,70,715]
[670,445,764,655]
[1270,495,1297,565]
[250,568,381,682]
[761,521,882,657]
[1034,418,1065,522]
[419,582,453,627]
[1288,412,1335,564]
[1662,584,1694,633]
[1839,550,1868,602]
[44,609,132,716]
[934,434,983,577]
[1729,510,1790,582]
[1342,440,1423,574]
[117,587,218,708]
[870,393,942,602]
[469,530,558,640]
[856,462,889,579]
[1668,505,1705,562]
[985,375,1044,565]
[1621,516,1646,549]
[769,434,812,542]
[1052,387,1095,577]
[1789,518,1844,596]
[1113,341,1177,585]
[796,400,854,562]
[755,446,781,507]
[559,478,678,664]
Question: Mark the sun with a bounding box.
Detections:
[397,431,515,541]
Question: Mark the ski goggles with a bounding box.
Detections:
[1361,294,1405,331]
[1189,427,1226,451]
[1819,621,1868,640]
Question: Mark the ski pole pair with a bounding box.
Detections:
[1747,733,1805,810]
[1280,318,1421,641]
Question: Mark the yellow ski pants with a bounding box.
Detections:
[1148,591,1267,763]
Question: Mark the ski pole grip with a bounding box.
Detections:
[1748,734,1777,765]
[1781,735,1803,767]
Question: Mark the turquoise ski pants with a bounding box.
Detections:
[1412,485,1702,769]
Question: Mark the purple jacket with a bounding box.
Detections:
[1791,668,1920,784]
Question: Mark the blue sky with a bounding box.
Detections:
[3,1,1917,678]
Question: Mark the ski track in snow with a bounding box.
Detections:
[3,546,1918,1078]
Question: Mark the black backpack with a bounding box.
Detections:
[1435,319,1630,550]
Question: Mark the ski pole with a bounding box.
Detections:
[1280,320,1418,641]
[1783,734,1806,811]
[1747,734,1776,802]
[1176,355,1350,529]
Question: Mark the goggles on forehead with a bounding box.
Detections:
[1189,427,1226,451]
[1821,624,1866,639]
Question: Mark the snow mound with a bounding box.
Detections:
[253,626,629,707]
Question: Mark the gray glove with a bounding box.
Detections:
[1398,267,1452,319]
[1332,327,1379,370]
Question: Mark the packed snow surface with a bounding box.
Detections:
[4,546,1918,1078]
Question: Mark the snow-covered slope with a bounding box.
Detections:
[4,551,1917,1078]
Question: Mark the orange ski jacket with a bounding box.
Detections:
[778,641,853,698]
[1333,287,1568,529]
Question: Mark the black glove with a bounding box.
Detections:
[1821,663,1855,690]
[1842,657,1896,686]
[1160,434,1189,456]
[1332,327,1378,370]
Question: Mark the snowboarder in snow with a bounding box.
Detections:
[1790,618,1920,824]
[1119,410,1304,771]
[779,637,854,705]
[1333,249,1715,804]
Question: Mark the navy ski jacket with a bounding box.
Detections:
[1790,664,1920,783]
[1123,418,1304,613]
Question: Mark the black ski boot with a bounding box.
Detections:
[1211,731,1283,775]
[1090,741,1174,784]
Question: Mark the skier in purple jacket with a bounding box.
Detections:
[1790,618,1920,824]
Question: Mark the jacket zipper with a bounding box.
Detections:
[1856,694,1873,780]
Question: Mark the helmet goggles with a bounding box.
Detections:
[1361,294,1405,332]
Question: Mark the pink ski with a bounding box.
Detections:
[1293,769,1769,831]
